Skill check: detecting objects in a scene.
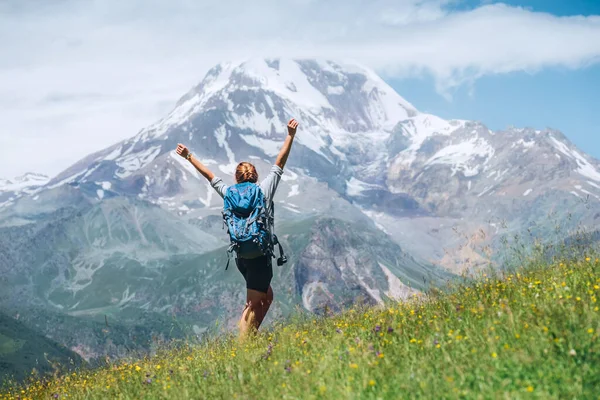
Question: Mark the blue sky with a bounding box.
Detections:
[391,65,600,157]
[390,0,600,157]
[0,0,599,178]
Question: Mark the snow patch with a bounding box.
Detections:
[293,126,333,163]
[80,164,102,182]
[229,104,277,135]
[288,184,299,197]
[104,146,122,161]
[478,186,494,197]
[523,189,533,197]
[280,169,298,182]
[238,59,333,111]
[96,189,104,200]
[198,182,214,207]
[170,152,201,180]
[587,181,600,190]
[578,187,600,200]
[346,177,379,196]
[115,145,162,178]
[512,139,535,152]
[239,134,281,157]
[358,65,417,130]
[550,136,600,181]
[282,205,301,214]
[214,125,237,174]
[136,62,237,141]
[0,173,50,192]
[327,86,345,95]
[394,114,466,165]
[47,169,89,189]
[425,136,495,177]
[495,169,510,182]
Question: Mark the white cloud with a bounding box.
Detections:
[0,0,599,178]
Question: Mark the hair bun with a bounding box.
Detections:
[235,162,258,183]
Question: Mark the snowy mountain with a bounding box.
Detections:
[35,59,416,206]
[3,59,600,268]
[1,58,600,363]
[0,172,49,206]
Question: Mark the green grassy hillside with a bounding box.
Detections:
[2,256,599,399]
[0,313,83,385]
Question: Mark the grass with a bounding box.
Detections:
[2,256,599,399]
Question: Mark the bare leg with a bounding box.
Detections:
[239,289,268,340]
[255,286,274,329]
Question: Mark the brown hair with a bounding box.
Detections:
[235,162,258,183]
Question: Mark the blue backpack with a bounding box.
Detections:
[222,182,272,268]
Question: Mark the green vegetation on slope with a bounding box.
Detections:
[3,257,599,399]
[0,313,83,385]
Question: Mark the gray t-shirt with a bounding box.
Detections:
[210,164,284,237]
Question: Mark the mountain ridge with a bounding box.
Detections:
[2,58,600,270]
[1,58,599,371]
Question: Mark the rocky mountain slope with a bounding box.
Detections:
[1,58,599,366]
[4,59,597,268]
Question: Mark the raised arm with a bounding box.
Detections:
[176,143,215,181]
[275,118,298,170]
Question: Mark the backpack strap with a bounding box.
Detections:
[273,234,287,266]
[225,243,235,270]
[277,240,285,259]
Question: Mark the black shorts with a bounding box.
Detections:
[235,255,273,294]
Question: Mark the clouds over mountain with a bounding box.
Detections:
[1,0,599,177]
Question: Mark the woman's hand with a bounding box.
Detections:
[176,143,190,159]
[287,119,299,136]
[276,118,299,169]
[178,143,215,181]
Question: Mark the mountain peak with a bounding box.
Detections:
[138,59,418,143]
[0,172,50,193]
[196,58,417,111]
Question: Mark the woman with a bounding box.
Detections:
[175,118,299,337]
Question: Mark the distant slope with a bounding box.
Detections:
[0,312,84,384]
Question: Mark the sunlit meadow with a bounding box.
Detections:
[2,252,599,399]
